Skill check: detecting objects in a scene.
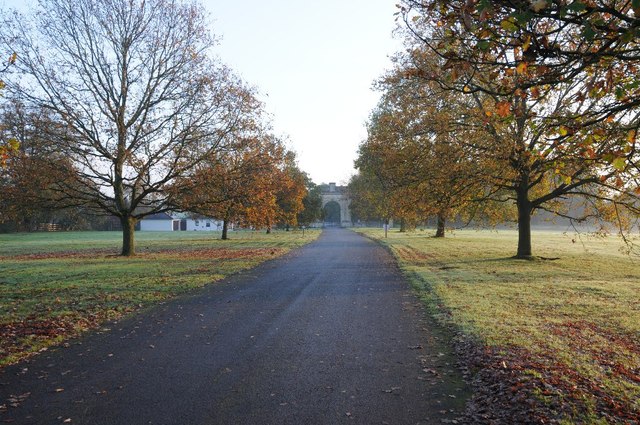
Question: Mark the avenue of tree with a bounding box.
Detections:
[350,0,640,258]
[0,0,321,255]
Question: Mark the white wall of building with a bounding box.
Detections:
[139,219,175,231]
[186,218,223,231]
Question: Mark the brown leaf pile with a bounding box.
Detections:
[456,325,640,424]
[0,315,98,362]
[145,247,284,260]
[3,247,285,261]
[2,249,114,261]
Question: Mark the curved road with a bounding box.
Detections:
[1,228,469,424]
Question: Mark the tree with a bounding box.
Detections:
[273,152,307,231]
[0,97,87,229]
[170,132,306,239]
[364,62,499,237]
[0,52,17,168]
[0,0,255,255]
[352,134,422,234]
[397,1,640,257]
[297,177,323,227]
[347,170,394,231]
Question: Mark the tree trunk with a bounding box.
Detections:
[516,188,533,259]
[435,213,446,238]
[221,218,229,240]
[120,215,136,256]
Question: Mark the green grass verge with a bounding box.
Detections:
[356,227,640,424]
[0,229,320,366]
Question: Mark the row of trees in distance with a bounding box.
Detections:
[350,0,640,258]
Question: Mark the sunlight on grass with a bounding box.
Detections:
[357,227,640,424]
[0,229,320,366]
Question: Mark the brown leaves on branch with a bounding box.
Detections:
[170,134,307,236]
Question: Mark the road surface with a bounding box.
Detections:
[1,228,469,424]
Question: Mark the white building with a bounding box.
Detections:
[138,212,178,231]
[137,213,223,232]
[184,217,224,231]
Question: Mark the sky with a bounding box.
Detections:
[204,0,402,185]
[2,0,402,185]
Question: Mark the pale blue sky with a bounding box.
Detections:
[2,0,401,184]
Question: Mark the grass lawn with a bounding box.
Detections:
[356,227,640,424]
[0,229,320,366]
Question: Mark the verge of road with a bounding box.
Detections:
[353,229,480,422]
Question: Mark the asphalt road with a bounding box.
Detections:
[1,228,469,425]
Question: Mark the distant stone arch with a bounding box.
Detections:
[323,201,341,225]
[320,182,352,227]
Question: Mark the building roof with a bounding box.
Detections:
[142,212,174,220]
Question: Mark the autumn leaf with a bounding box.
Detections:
[495,101,511,117]
[500,17,518,32]
[627,129,636,143]
[529,86,541,99]
[612,157,626,171]
[516,61,528,75]
[530,0,548,12]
